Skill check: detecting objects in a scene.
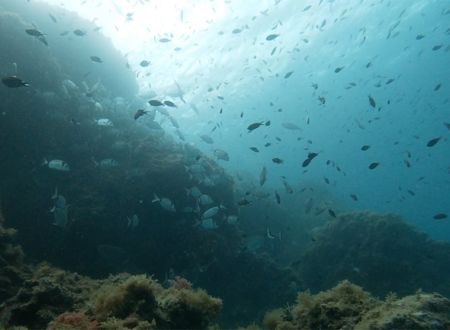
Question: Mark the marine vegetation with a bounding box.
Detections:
[261,280,450,330]
[1,264,223,329]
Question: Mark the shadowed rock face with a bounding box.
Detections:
[299,212,450,298]
[0,209,26,304]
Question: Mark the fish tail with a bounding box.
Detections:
[152,193,160,203]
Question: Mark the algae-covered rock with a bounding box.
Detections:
[261,281,450,330]
[92,274,161,322]
[263,281,378,330]
[158,286,222,329]
[357,292,450,330]
[0,264,98,329]
[90,274,222,329]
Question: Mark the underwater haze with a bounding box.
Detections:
[34,0,450,239]
[0,0,450,328]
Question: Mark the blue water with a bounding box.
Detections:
[0,0,449,327]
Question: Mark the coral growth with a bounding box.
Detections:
[262,281,450,330]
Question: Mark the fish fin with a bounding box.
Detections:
[152,193,159,203]
[49,207,55,213]
[42,158,48,166]
[266,227,275,239]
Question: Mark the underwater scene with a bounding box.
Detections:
[0,0,449,329]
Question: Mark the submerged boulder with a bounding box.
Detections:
[299,212,450,298]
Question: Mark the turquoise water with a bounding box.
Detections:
[0,0,449,327]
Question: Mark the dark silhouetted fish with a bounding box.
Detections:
[275,191,281,204]
[266,34,280,41]
[302,152,318,167]
[140,60,150,67]
[163,100,177,107]
[49,14,57,23]
[25,28,44,37]
[368,162,379,169]
[73,29,87,36]
[368,95,376,108]
[149,99,164,106]
[134,109,148,120]
[90,56,103,63]
[250,147,259,152]
[272,158,283,164]
[25,28,48,45]
[1,76,29,88]
[426,137,441,147]
[247,121,266,132]
[350,194,358,201]
[284,71,294,79]
[361,145,370,151]
[433,213,447,220]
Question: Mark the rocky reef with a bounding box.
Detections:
[0,208,27,304]
[298,212,450,298]
[0,209,222,329]
[261,281,450,330]
[1,265,222,329]
[1,212,450,329]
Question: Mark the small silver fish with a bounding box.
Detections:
[43,159,70,171]
[198,194,214,206]
[259,166,267,186]
[95,118,113,127]
[200,134,214,144]
[201,206,220,220]
[214,149,229,161]
[152,194,176,212]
